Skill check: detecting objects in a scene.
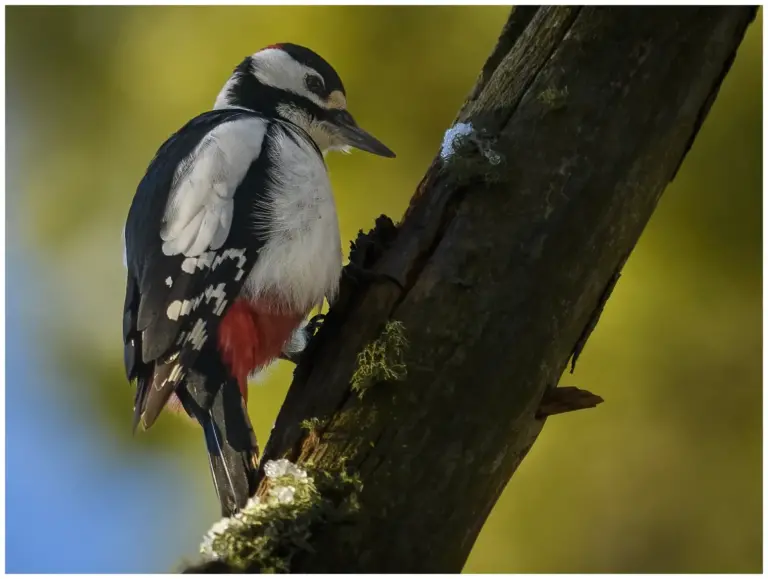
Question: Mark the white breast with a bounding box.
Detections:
[241,123,342,314]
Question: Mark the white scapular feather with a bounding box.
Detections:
[160,117,268,257]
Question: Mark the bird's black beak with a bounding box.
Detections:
[330,110,396,158]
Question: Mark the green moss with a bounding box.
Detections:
[300,417,327,448]
[350,321,408,398]
[300,417,324,432]
[199,462,363,573]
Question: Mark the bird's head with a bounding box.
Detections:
[214,43,395,158]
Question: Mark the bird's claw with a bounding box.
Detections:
[279,313,326,365]
[305,313,326,337]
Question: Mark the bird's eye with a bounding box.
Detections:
[304,74,325,95]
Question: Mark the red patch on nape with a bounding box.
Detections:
[217,298,303,404]
[264,43,283,50]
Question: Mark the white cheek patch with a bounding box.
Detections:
[249,49,328,110]
[161,118,267,257]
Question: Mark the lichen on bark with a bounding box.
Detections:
[350,320,408,398]
[195,460,362,573]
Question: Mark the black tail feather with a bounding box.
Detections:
[177,373,259,517]
[203,384,260,517]
[131,376,150,434]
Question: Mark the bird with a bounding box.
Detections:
[122,43,395,517]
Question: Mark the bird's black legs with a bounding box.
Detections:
[279,313,326,365]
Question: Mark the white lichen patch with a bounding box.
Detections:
[440,122,475,160]
[440,121,502,167]
[200,516,244,561]
[264,458,308,481]
[196,460,364,572]
[198,459,318,570]
[271,485,297,504]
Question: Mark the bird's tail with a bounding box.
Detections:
[177,373,260,517]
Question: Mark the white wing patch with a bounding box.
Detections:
[160,117,268,257]
[181,251,216,274]
[212,248,247,280]
[188,319,208,351]
[177,249,243,278]
[165,282,230,322]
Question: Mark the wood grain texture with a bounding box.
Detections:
[187,6,757,573]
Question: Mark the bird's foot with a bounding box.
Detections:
[305,312,326,337]
[279,313,326,365]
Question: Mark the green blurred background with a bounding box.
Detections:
[5,5,762,573]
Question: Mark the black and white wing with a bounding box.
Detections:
[123,109,274,430]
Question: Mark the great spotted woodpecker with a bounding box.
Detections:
[122,43,395,517]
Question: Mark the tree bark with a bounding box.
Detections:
[187,6,757,573]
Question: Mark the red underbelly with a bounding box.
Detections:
[217,297,304,403]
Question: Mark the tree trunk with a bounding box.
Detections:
[186,6,757,573]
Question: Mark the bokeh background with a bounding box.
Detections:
[5,5,762,573]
